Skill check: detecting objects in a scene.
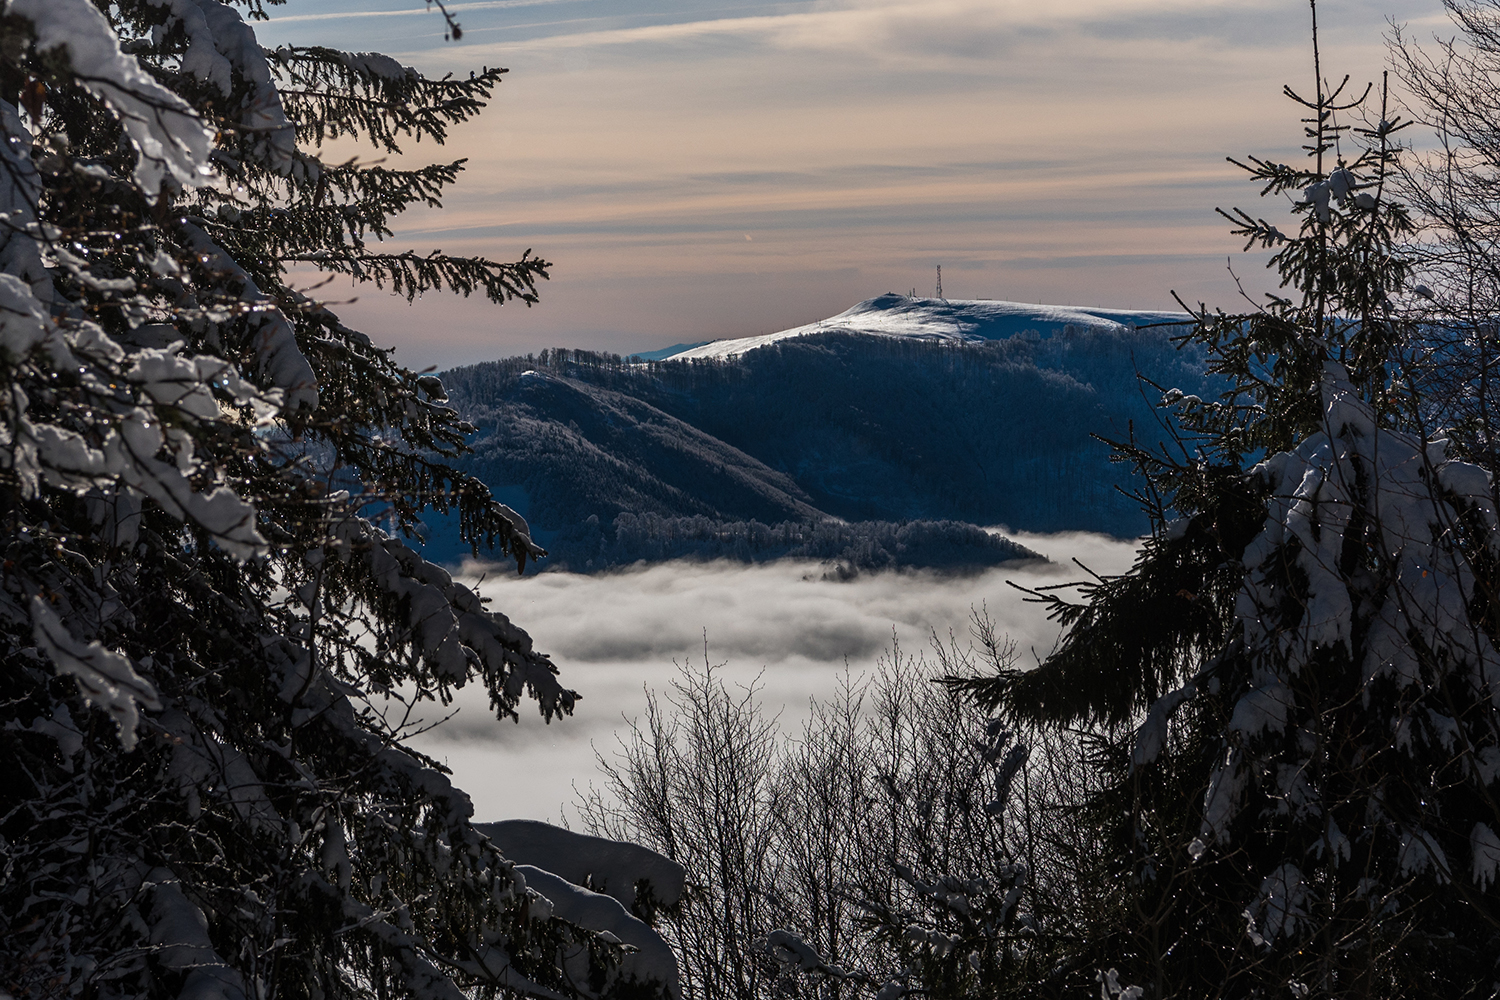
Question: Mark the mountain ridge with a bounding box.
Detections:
[426,296,1207,572]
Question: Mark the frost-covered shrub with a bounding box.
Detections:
[0,4,661,1000]
[576,643,1093,1000]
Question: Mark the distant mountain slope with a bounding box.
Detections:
[429,297,1208,571]
[628,341,710,361]
[454,367,825,530]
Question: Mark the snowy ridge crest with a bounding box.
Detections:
[664,293,1192,361]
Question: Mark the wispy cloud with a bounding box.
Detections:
[263,0,575,26]
[433,0,1414,65]
[265,0,1445,369]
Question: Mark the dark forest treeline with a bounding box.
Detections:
[549,512,1041,573]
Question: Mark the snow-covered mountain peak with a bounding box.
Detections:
[663,294,1192,361]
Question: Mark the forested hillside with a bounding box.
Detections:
[429,301,1208,570]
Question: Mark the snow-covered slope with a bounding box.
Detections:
[666,293,1191,360]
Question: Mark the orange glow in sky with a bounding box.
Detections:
[263,0,1442,368]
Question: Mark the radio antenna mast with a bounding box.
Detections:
[935,264,943,299]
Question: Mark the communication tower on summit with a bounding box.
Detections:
[935,265,943,299]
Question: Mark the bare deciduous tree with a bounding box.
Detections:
[576,630,1106,1000]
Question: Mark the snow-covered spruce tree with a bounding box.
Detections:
[0,3,662,1000]
[951,15,1500,1000]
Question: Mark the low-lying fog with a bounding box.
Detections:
[405,530,1142,822]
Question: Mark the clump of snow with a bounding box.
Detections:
[1227,682,1293,738]
[1316,816,1351,865]
[128,348,229,419]
[1199,748,1245,848]
[148,867,249,1000]
[149,0,297,174]
[1471,823,1500,889]
[0,272,57,359]
[0,102,50,298]
[181,222,318,412]
[758,929,847,977]
[477,820,685,909]
[1247,863,1307,945]
[1328,166,1357,203]
[1397,828,1449,882]
[327,512,569,717]
[14,703,85,759]
[1300,180,1332,223]
[31,597,161,750]
[14,0,213,192]
[161,706,281,833]
[1132,682,1195,768]
[339,51,414,81]
[1097,968,1144,1000]
[516,865,679,997]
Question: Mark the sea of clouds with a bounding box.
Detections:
[404,530,1142,821]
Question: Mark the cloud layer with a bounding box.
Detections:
[402,531,1141,820]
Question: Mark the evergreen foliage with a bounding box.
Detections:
[0,3,658,1000]
[951,9,1500,996]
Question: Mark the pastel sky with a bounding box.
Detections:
[261,0,1443,369]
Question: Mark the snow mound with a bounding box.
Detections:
[664,294,1192,360]
[476,819,685,909]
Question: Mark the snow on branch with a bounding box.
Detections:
[148,0,298,176]
[161,707,281,830]
[756,929,858,981]
[1244,863,1308,947]
[0,271,60,362]
[0,102,49,295]
[147,868,249,1000]
[1185,361,1500,889]
[1238,362,1500,687]
[24,400,265,557]
[324,510,576,720]
[1132,682,1196,769]
[517,865,679,998]
[181,221,318,412]
[31,596,161,750]
[0,275,268,557]
[13,0,213,193]
[478,821,684,911]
